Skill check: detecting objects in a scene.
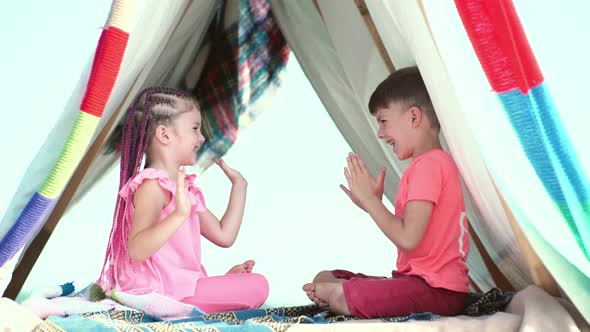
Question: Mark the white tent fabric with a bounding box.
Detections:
[415,0,590,320]
[0,0,216,294]
[270,0,530,292]
[363,1,413,70]
[1,0,522,296]
[73,0,218,205]
[269,0,401,199]
[421,0,590,273]
[379,0,533,290]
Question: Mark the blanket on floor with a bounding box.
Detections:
[25,282,513,331]
[35,304,438,331]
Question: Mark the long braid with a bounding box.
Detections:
[135,95,151,172]
[98,91,145,289]
[98,87,200,290]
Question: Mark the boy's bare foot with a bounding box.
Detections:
[303,283,332,307]
[303,282,351,315]
[226,260,255,274]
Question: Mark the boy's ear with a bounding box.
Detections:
[409,106,423,128]
[154,125,171,145]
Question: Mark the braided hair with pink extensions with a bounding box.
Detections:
[98,87,200,290]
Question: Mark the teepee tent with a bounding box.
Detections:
[1,0,589,329]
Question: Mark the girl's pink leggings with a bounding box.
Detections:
[181,273,269,314]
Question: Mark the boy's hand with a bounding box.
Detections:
[174,167,192,218]
[214,158,247,187]
[340,153,385,212]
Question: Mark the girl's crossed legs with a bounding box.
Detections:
[182,261,269,314]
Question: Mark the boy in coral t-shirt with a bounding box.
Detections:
[303,66,470,318]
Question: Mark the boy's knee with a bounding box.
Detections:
[313,270,334,283]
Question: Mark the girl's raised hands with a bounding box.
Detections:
[175,167,192,218]
[214,158,247,187]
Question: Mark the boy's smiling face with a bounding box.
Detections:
[375,102,415,161]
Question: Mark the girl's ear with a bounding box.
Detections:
[154,125,171,145]
[409,106,424,128]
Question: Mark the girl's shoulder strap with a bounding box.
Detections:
[186,173,206,212]
[119,168,175,199]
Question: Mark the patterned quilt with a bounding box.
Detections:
[35,304,437,331]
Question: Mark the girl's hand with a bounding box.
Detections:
[174,167,191,218]
[214,158,247,187]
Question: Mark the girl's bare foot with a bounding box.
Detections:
[226,260,255,274]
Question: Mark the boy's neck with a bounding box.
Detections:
[412,138,442,158]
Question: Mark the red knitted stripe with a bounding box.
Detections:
[455,0,543,93]
[80,27,129,117]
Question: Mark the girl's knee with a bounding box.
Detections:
[249,273,269,289]
[248,273,269,306]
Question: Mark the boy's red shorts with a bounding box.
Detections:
[332,269,468,319]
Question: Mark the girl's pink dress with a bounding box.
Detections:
[110,168,268,313]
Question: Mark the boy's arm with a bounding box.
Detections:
[343,153,436,251]
[364,199,433,252]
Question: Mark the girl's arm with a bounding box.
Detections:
[128,169,192,261]
[199,158,247,248]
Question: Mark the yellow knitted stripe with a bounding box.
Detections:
[39,112,100,198]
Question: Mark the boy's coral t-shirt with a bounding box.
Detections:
[395,149,470,293]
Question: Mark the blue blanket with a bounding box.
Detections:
[37,304,437,331]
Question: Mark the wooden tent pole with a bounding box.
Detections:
[311,0,324,21]
[469,225,515,292]
[354,0,396,73]
[4,76,141,300]
[494,187,561,296]
[312,0,395,73]
[469,276,483,293]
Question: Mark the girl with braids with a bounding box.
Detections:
[98,87,268,313]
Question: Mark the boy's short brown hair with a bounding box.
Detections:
[368,66,440,130]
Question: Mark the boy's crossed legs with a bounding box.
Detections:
[303,270,468,318]
[303,270,386,316]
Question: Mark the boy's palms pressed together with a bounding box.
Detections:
[342,153,385,212]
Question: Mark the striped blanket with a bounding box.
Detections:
[25,282,511,331]
[34,303,437,332]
